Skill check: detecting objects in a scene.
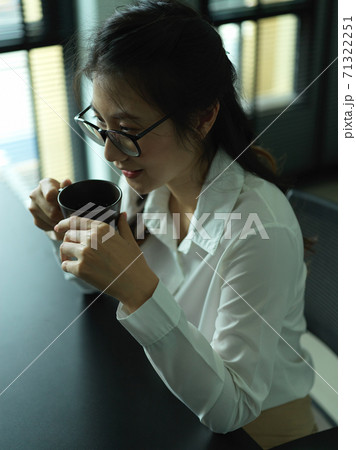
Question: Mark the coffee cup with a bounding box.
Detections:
[57,179,122,227]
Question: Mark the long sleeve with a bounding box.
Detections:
[116,225,312,433]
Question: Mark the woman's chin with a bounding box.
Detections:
[126,179,149,196]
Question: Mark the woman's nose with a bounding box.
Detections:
[104,138,128,163]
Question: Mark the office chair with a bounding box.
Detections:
[287,189,338,355]
[271,189,338,449]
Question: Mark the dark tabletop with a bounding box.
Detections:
[0,181,260,450]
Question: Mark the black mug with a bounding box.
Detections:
[57,179,122,227]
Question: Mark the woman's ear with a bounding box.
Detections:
[196,101,220,138]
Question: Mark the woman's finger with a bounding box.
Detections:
[40,178,60,203]
[116,212,137,244]
[55,217,109,238]
[36,197,63,225]
[60,241,83,263]
[55,216,94,234]
[61,259,79,275]
[28,210,54,231]
[60,179,72,189]
[28,200,57,230]
[29,180,64,225]
[64,228,91,245]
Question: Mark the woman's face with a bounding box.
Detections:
[92,75,203,196]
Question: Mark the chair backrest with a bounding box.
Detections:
[287,189,338,355]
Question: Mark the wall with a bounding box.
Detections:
[75,0,132,182]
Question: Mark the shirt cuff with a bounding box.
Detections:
[116,280,181,347]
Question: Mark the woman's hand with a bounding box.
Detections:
[28,178,72,240]
[54,213,159,313]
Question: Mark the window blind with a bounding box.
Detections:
[205,0,337,176]
[29,45,74,183]
[0,0,78,203]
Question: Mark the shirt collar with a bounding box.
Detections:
[142,149,245,254]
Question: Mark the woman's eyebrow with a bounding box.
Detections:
[90,103,140,121]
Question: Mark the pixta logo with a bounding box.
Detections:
[136,212,269,240]
[69,202,117,250]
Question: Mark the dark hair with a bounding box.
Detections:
[76,0,288,191]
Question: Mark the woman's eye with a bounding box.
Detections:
[92,114,106,127]
[119,125,137,133]
[119,126,131,132]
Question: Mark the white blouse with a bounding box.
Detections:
[53,149,314,433]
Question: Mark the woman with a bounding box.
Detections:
[28,1,316,448]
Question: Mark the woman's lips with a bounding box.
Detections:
[121,169,143,179]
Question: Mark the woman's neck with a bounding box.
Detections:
[166,159,209,245]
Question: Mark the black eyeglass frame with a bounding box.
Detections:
[74,105,170,157]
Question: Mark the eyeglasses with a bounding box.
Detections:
[74,105,170,157]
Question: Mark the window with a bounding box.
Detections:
[0,0,84,203]
[218,14,298,112]
[210,0,295,11]
[203,0,337,176]
[0,50,38,192]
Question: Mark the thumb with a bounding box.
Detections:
[117,212,136,242]
[60,178,72,189]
